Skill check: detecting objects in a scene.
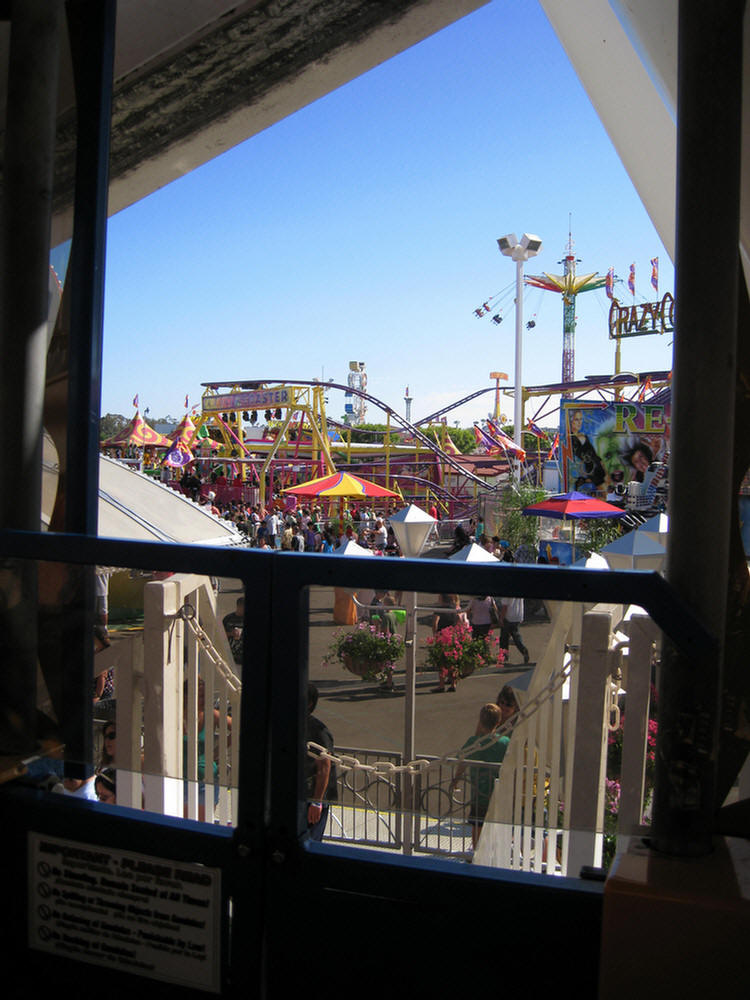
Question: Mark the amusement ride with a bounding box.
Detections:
[101,233,674,521]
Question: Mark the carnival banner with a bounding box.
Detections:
[561,400,670,493]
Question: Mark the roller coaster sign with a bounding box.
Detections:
[203,387,291,412]
[608,292,674,340]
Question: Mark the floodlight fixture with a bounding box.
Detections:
[496,229,543,468]
[520,233,543,256]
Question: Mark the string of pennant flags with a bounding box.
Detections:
[475,256,661,318]
[606,257,659,300]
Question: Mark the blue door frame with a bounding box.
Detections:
[0,530,711,996]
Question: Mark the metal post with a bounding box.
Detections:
[0,0,63,529]
[402,590,417,854]
[0,1,63,753]
[64,0,117,535]
[651,0,744,855]
[513,257,524,464]
[56,0,116,777]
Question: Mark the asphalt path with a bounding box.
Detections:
[305,587,552,762]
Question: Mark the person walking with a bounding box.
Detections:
[498,595,530,665]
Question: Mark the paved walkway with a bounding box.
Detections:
[305,587,552,761]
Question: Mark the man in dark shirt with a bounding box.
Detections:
[222,597,244,669]
[306,683,337,840]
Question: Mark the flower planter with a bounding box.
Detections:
[425,622,503,688]
[342,653,386,679]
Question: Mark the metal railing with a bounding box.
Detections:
[312,600,660,874]
[324,749,504,860]
[326,747,403,848]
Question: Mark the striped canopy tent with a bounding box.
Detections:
[192,422,223,452]
[448,541,500,563]
[282,471,399,499]
[100,410,172,448]
[162,413,198,468]
[283,470,400,537]
[169,413,196,442]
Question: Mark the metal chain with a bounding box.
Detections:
[178,602,242,693]
[607,675,621,732]
[308,647,579,775]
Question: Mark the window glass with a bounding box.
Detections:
[304,582,660,876]
[2,559,242,826]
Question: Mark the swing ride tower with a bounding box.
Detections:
[525,231,607,393]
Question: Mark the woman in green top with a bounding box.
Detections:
[450,703,509,849]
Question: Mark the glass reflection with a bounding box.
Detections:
[305,584,659,877]
[4,562,242,826]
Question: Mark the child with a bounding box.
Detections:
[450,703,509,849]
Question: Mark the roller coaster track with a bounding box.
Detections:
[202,378,502,492]
[409,369,673,427]
[412,386,496,427]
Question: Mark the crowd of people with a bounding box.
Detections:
[193,490,404,554]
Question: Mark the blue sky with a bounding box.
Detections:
[100,0,673,429]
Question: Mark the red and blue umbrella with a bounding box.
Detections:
[522,491,626,520]
[522,491,625,562]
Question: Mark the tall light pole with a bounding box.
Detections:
[497,233,543,465]
[388,503,436,855]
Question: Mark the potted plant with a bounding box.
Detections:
[324,622,405,686]
[425,619,505,691]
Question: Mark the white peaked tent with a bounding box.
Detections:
[333,538,374,557]
[448,542,499,563]
[638,512,670,545]
[572,551,610,570]
[43,442,244,546]
[600,531,666,572]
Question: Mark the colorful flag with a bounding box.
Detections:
[546,433,559,461]
[628,263,635,297]
[485,420,526,460]
[163,436,193,468]
[184,394,189,409]
[473,424,488,450]
[605,267,615,300]
[132,394,139,408]
[650,257,659,295]
[526,419,544,439]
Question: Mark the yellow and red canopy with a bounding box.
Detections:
[282,471,399,499]
[101,411,172,448]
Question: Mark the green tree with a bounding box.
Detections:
[577,518,623,558]
[344,423,400,445]
[99,413,128,440]
[497,483,547,551]
[422,426,475,454]
[341,423,477,453]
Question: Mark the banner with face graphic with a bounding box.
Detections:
[561,401,670,493]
